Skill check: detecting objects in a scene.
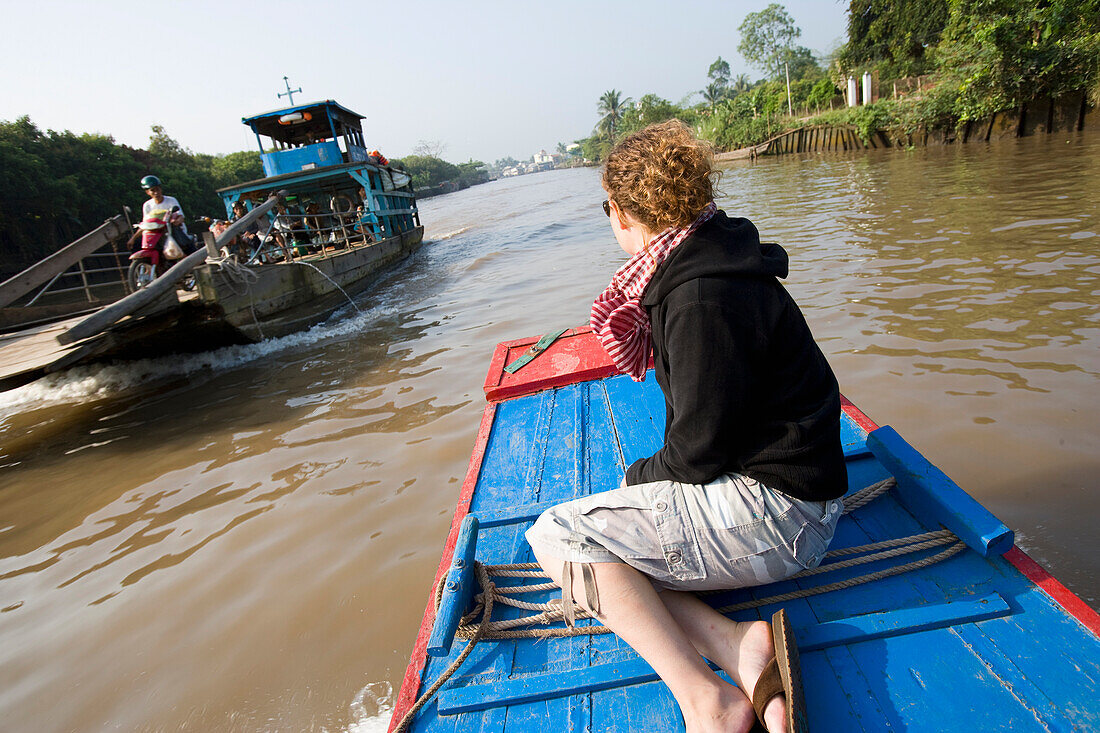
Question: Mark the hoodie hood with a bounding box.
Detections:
[640,210,789,306]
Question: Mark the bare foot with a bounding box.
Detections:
[738,620,786,733]
[678,678,757,733]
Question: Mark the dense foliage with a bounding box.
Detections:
[828,0,1100,137]
[390,155,488,190]
[0,118,261,278]
[839,0,949,78]
[931,0,1100,121]
[597,90,633,138]
[573,0,1099,161]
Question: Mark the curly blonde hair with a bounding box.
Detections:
[602,120,716,232]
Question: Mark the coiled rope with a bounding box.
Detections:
[207,256,264,339]
[392,476,966,731]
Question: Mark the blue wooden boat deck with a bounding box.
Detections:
[393,330,1100,732]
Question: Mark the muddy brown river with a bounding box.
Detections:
[1,132,1097,731]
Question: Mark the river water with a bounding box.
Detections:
[1,132,1097,731]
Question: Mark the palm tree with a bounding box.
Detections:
[701,82,726,110]
[733,74,751,93]
[597,89,633,139]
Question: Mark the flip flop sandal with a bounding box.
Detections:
[750,608,809,733]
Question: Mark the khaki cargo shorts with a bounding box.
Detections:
[525,474,841,591]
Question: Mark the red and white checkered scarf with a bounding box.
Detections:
[590,202,717,381]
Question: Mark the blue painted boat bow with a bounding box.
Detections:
[392,328,1100,732]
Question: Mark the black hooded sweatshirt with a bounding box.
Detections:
[624,210,848,501]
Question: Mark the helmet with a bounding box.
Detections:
[140,175,162,190]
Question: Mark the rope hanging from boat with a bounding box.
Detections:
[393,563,496,733]
[208,256,265,339]
[393,476,966,732]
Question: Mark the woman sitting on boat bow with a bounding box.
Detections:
[525,121,847,733]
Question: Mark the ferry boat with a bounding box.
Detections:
[390,327,1100,732]
[0,100,424,390]
[195,99,424,340]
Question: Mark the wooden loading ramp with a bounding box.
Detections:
[0,291,191,393]
[0,312,105,392]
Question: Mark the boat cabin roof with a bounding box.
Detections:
[242,100,365,146]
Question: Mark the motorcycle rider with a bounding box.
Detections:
[127,175,195,253]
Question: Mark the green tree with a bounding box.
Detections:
[456,160,489,187]
[933,0,1100,121]
[204,151,264,190]
[578,133,613,162]
[806,78,840,111]
[708,57,731,88]
[147,124,190,162]
[597,89,633,138]
[785,46,823,81]
[839,0,949,77]
[618,94,685,136]
[0,118,151,274]
[395,154,460,189]
[733,74,752,93]
[698,95,780,150]
[702,82,728,110]
[738,3,802,80]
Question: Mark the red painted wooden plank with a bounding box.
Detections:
[1004,546,1100,639]
[389,401,497,732]
[840,394,880,432]
[483,326,624,402]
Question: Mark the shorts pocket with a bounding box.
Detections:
[791,523,829,570]
[569,491,653,560]
[791,498,841,547]
[718,543,806,588]
[647,482,706,582]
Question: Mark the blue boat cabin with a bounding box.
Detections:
[215,100,419,252]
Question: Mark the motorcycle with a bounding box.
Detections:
[128,205,196,291]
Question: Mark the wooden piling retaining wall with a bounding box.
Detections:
[743,93,1095,158]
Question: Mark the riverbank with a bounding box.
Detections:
[719,92,1097,159]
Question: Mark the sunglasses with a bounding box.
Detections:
[602,199,611,217]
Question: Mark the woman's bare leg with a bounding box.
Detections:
[532,547,756,733]
[659,589,787,733]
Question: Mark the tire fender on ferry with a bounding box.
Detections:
[330,194,355,216]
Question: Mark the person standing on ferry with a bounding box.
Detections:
[525,120,847,733]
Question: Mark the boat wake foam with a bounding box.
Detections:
[427,226,470,241]
[0,300,397,416]
[342,680,392,733]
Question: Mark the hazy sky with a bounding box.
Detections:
[1,1,848,164]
